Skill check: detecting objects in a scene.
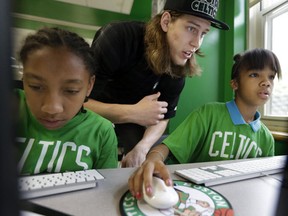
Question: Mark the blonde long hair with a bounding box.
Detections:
[144,11,203,78]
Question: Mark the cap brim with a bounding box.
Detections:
[170,10,230,30]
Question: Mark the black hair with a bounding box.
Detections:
[231,48,282,80]
[19,27,95,76]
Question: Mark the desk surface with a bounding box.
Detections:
[26,156,287,216]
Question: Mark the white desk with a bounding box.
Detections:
[24,156,287,216]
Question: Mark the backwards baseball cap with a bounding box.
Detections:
[164,0,229,30]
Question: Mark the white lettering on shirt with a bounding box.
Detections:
[76,146,91,170]
[209,131,222,157]
[34,141,54,174]
[47,141,61,172]
[209,131,263,160]
[17,138,92,174]
[55,142,77,172]
[18,137,34,172]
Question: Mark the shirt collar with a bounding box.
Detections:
[226,100,261,132]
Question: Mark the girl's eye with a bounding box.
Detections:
[269,75,275,80]
[249,73,258,78]
[28,84,42,91]
[64,89,80,95]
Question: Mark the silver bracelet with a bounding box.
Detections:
[148,150,165,161]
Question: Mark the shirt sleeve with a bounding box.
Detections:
[163,109,206,163]
[93,119,118,169]
[156,75,185,119]
[90,22,145,99]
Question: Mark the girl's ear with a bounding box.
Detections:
[160,11,172,32]
[230,79,238,91]
[87,75,95,97]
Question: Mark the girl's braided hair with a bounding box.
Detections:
[19,27,95,76]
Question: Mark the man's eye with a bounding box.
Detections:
[187,26,196,32]
[200,32,206,39]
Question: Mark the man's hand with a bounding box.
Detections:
[132,92,168,126]
[121,145,149,168]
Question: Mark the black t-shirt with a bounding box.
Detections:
[90,21,185,119]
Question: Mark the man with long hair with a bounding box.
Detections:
[85,0,229,167]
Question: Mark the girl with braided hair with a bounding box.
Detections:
[128,48,282,200]
[16,27,118,175]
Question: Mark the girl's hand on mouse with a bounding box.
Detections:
[128,148,172,199]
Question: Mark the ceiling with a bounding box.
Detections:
[55,0,134,14]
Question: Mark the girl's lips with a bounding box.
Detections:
[258,91,270,100]
[38,118,64,130]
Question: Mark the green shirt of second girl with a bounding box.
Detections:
[16,89,118,175]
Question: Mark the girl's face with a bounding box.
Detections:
[231,67,276,108]
[23,46,95,130]
[161,13,210,66]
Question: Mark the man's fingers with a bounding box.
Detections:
[149,92,161,101]
[158,101,168,108]
[160,107,168,114]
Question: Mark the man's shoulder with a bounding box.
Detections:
[107,20,145,27]
[93,21,145,47]
[101,21,145,34]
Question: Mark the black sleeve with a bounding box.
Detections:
[90,23,123,97]
[90,21,145,99]
[156,75,186,119]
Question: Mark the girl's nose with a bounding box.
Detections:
[260,77,271,87]
[41,94,64,114]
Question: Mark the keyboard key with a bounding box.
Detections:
[19,169,104,199]
[175,156,286,186]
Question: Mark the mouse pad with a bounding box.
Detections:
[119,180,234,216]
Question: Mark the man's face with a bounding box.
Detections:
[163,13,211,66]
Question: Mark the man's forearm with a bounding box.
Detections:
[135,119,169,152]
[84,96,168,126]
[84,99,134,124]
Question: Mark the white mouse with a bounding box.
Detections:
[142,176,179,209]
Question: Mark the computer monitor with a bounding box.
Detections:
[0,0,19,215]
[275,153,288,216]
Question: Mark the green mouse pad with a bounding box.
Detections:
[119,180,234,216]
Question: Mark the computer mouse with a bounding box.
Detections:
[142,176,179,209]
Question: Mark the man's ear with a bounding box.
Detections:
[230,79,238,91]
[160,11,172,32]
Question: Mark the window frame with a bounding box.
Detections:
[248,0,288,133]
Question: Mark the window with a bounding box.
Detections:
[249,0,288,133]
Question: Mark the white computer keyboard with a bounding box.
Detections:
[175,156,287,186]
[18,169,104,199]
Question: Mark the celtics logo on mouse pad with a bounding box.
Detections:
[120,180,234,216]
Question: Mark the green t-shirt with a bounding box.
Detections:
[16,89,118,175]
[164,101,274,164]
